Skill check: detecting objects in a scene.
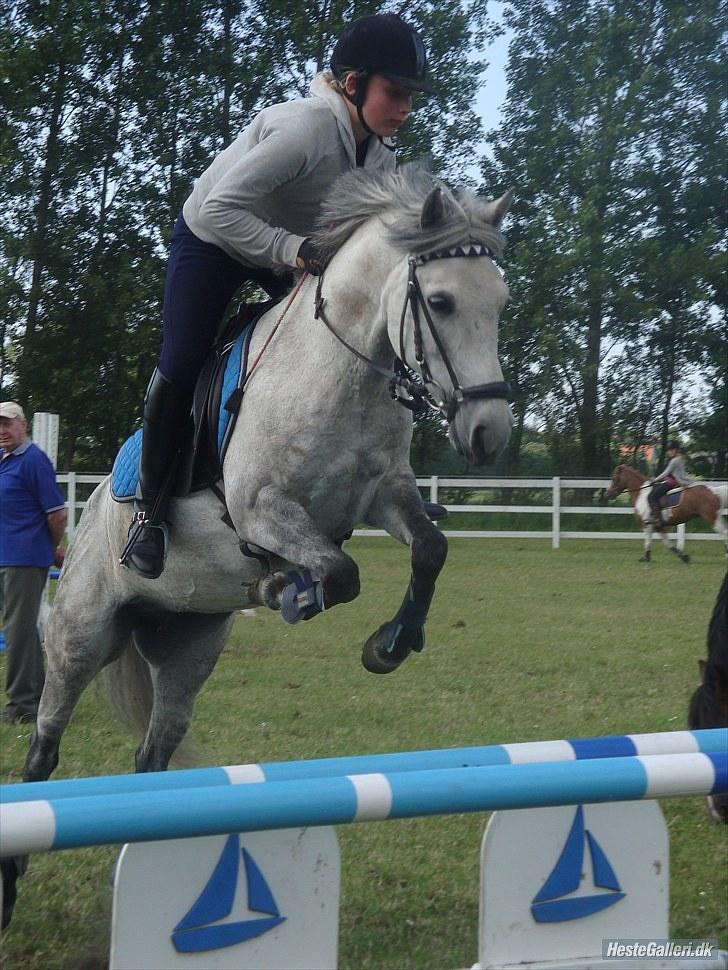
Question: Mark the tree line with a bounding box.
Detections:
[2,0,725,476]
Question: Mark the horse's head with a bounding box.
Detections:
[604,465,627,499]
[313,166,513,463]
[380,180,514,464]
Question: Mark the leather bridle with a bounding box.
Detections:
[313,244,510,422]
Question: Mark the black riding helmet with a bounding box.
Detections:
[330,14,434,135]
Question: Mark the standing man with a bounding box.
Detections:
[0,402,66,724]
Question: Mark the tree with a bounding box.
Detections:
[483,0,727,475]
[3,0,501,469]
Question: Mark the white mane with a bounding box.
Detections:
[312,164,506,260]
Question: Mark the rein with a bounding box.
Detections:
[242,272,308,389]
[313,244,510,422]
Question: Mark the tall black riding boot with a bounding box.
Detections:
[120,369,192,579]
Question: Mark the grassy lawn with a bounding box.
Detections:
[1,538,726,969]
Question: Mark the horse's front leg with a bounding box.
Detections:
[360,476,448,674]
[237,486,360,622]
[639,524,654,563]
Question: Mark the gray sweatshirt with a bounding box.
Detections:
[183,75,396,271]
[655,455,692,486]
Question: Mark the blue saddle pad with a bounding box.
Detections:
[663,489,684,509]
[111,429,143,501]
[111,322,257,502]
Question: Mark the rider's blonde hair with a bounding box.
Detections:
[321,69,365,95]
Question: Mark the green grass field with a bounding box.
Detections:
[1,538,726,969]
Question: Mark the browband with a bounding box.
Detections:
[413,243,494,265]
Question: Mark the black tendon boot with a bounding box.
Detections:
[120,369,192,579]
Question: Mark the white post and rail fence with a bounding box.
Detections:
[56,473,727,552]
[27,414,726,551]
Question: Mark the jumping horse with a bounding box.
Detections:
[1,167,514,923]
[604,464,728,563]
[24,168,513,775]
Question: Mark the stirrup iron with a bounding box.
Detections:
[119,510,169,569]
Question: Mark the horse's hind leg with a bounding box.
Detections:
[657,529,689,564]
[5,585,124,931]
[132,610,233,772]
[24,595,126,783]
[709,510,728,557]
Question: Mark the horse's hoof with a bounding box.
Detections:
[280,569,323,624]
[639,555,650,563]
[244,572,288,610]
[1,856,27,930]
[424,501,448,521]
[681,554,690,564]
[709,795,728,824]
[361,622,424,674]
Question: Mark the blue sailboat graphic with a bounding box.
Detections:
[172,834,286,953]
[531,805,626,923]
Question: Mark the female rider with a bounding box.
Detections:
[122,13,434,579]
[649,441,693,522]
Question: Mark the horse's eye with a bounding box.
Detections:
[427,293,454,314]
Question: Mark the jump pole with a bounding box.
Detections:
[3,727,726,805]
[2,737,726,969]
[1,751,726,856]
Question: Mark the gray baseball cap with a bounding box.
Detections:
[0,402,25,420]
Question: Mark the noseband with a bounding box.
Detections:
[313,244,510,422]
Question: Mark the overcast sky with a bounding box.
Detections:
[471,4,511,179]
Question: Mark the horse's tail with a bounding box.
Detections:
[96,640,200,766]
[709,483,728,510]
[96,640,153,740]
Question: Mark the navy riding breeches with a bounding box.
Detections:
[158,214,293,392]
[650,481,673,506]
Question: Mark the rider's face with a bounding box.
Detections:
[346,73,413,139]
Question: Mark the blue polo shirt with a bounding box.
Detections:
[0,441,66,567]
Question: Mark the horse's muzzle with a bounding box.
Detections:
[449,401,512,466]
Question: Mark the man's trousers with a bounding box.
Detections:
[1,567,48,719]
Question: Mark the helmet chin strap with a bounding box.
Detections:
[342,75,377,138]
[356,101,376,137]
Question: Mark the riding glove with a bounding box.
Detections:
[296,238,324,275]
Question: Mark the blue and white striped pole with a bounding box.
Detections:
[1,752,725,856]
[3,728,725,804]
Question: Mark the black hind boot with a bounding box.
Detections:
[120,369,192,579]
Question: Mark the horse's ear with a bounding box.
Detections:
[697,658,707,683]
[482,189,514,228]
[421,187,444,229]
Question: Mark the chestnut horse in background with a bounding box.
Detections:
[605,464,728,563]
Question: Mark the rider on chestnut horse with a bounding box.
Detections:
[649,441,692,523]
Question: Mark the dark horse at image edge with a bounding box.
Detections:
[688,569,728,823]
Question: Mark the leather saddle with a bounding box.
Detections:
[174,300,274,496]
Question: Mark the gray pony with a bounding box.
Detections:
[25,165,513,786]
